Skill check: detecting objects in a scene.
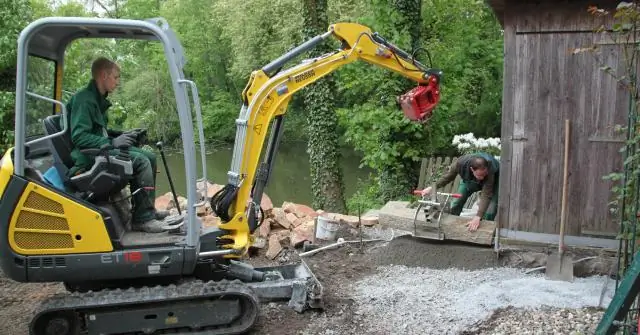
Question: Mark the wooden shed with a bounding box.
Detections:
[485,0,627,249]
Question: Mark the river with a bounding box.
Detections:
[153,143,373,207]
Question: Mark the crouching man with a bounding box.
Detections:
[421,152,499,231]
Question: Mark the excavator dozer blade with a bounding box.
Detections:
[246,259,324,312]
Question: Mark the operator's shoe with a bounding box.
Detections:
[155,210,170,220]
[132,219,167,233]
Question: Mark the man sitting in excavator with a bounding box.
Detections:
[63,57,170,233]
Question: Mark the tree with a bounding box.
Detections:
[300,0,347,212]
[0,0,35,153]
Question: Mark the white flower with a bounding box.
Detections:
[452,135,460,145]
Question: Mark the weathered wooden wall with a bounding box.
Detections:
[499,0,630,238]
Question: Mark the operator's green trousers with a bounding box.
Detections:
[110,147,158,224]
[449,176,499,221]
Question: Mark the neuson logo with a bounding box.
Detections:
[293,69,315,83]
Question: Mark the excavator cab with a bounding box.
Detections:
[0,16,442,335]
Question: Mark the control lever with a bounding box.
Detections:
[156,140,181,216]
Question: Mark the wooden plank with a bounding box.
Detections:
[441,156,451,193]
[498,8,516,235]
[508,30,529,233]
[513,0,618,33]
[438,215,496,245]
[578,39,627,235]
[426,157,435,186]
[418,158,428,190]
[378,201,496,246]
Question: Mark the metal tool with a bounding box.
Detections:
[546,119,573,282]
[156,139,182,215]
[412,189,461,240]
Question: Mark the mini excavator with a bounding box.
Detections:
[0,17,442,335]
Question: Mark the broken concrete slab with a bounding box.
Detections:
[265,234,283,259]
[378,201,496,246]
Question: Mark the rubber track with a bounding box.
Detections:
[30,279,260,335]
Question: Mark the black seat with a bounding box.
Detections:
[43,114,75,179]
[42,114,134,202]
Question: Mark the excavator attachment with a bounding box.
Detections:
[247,260,323,312]
[399,76,440,122]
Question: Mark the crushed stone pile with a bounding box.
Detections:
[467,306,604,335]
[304,265,614,335]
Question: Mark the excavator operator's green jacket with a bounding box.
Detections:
[62,79,123,173]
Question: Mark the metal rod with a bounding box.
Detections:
[262,31,332,75]
[156,140,181,215]
[198,249,240,258]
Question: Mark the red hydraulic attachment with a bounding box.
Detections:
[398,75,440,122]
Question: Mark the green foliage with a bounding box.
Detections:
[334,0,504,202]
[0,0,32,74]
[0,91,15,154]
[346,176,384,215]
[201,90,240,143]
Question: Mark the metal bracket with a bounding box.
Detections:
[509,135,528,141]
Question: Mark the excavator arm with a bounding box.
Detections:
[210,22,443,255]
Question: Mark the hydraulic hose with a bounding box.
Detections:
[209,184,266,232]
[210,184,239,222]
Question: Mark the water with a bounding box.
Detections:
[154,143,373,207]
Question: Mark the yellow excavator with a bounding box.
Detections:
[0,16,442,335]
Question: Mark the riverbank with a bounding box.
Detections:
[153,143,373,207]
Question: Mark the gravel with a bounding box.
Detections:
[467,306,605,335]
[303,265,614,335]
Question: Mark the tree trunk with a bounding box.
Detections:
[301,0,347,213]
[380,0,424,202]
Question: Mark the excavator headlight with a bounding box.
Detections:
[398,75,440,122]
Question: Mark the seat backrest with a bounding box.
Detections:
[43,114,74,177]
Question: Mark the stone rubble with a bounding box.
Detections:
[154,180,380,260]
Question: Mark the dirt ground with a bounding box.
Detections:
[0,231,612,335]
[245,234,504,335]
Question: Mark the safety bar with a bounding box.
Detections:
[25,92,68,147]
[178,79,207,207]
[412,189,462,198]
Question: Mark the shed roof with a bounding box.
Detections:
[485,0,505,26]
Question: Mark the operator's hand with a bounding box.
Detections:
[467,216,481,232]
[112,133,136,147]
[420,186,433,197]
[124,128,145,136]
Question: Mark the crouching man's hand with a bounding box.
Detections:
[467,216,481,232]
[421,186,433,197]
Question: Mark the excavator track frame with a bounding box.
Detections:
[31,279,260,335]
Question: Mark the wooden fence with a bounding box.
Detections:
[417,156,479,209]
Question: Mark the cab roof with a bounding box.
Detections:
[24,17,166,61]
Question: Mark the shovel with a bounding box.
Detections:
[546,119,574,282]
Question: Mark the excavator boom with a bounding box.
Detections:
[211,22,443,254]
